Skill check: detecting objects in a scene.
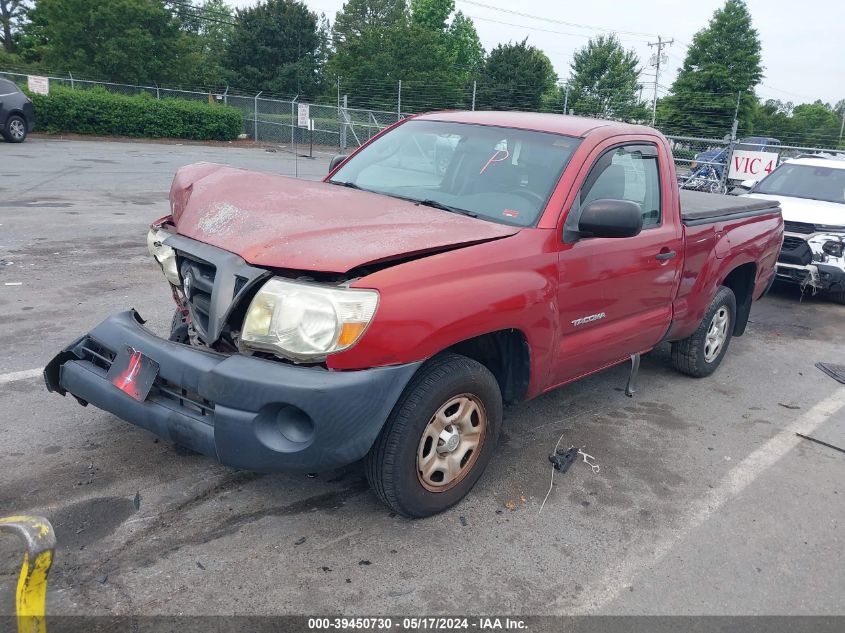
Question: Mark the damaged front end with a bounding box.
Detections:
[44,224,421,473]
[776,224,845,296]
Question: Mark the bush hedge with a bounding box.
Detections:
[29,87,244,141]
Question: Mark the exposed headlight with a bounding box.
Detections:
[146,228,180,286]
[240,278,379,361]
[822,240,844,258]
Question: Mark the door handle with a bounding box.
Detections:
[655,250,677,261]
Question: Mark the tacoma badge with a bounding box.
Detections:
[571,312,606,327]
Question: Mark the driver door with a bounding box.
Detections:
[552,142,683,385]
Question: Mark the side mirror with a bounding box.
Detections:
[329,154,348,173]
[740,178,756,189]
[578,199,643,239]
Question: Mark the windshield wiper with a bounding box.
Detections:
[328,180,367,191]
[330,184,479,218]
[415,199,478,218]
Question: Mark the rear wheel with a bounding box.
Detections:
[3,114,27,143]
[366,353,502,518]
[671,286,736,378]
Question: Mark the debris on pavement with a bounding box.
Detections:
[815,362,845,385]
[133,490,141,511]
[549,446,579,474]
[294,537,306,545]
[539,434,602,514]
[796,433,845,455]
[778,402,801,410]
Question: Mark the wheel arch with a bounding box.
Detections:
[721,262,757,336]
[445,328,531,404]
[5,109,26,125]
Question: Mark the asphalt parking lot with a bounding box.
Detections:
[1,137,844,617]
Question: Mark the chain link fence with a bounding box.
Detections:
[3,69,843,175]
[667,135,845,194]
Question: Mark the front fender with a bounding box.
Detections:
[331,230,558,394]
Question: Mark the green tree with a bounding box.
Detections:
[12,0,46,63]
[660,0,762,136]
[327,21,463,110]
[0,0,29,53]
[410,0,451,31]
[332,0,406,43]
[477,39,557,111]
[223,0,322,97]
[447,11,483,76]
[327,0,482,111]
[38,0,184,83]
[790,102,842,147]
[174,0,234,86]
[567,34,646,121]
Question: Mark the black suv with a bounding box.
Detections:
[0,78,35,143]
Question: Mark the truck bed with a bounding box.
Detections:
[680,190,780,226]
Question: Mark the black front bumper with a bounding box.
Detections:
[45,310,421,472]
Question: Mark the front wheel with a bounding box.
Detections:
[828,290,845,305]
[3,114,27,143]
[671,286,736,378]
[366,353,502,518]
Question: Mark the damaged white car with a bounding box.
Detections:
[742,156,845,303]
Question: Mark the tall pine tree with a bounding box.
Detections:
[660,0,762,136]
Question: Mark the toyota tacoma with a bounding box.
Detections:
[45,112,783,517]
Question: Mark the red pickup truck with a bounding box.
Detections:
[45,112,783,517]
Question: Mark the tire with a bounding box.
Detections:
[671,286,737,378]
[3,114,28,143]
[169,309,189,343]
[828,290,845,305]
[366,353,502,518]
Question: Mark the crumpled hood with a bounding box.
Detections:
[169,163,520,273]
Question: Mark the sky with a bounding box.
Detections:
[227,0,844,107]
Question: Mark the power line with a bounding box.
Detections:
[457,0,660,39]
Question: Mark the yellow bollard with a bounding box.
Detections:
[0,515,56,633]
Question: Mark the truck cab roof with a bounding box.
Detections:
[412,110,659,139]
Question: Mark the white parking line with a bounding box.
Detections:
[0,368,43,385]
[566,386,845,614]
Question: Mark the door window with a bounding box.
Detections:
[581,145,662,227]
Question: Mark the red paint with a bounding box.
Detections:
[169,164,518,273]
[167,112,783,400]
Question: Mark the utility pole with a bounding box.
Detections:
[563,83,569,115]
[840,111,844,144]
[647,35,673,126]
[397,80,402,121]
[471,81,477,111]
[732,91,741,140]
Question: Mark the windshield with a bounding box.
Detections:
[754,163,845,205]
[329,120,581,227]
